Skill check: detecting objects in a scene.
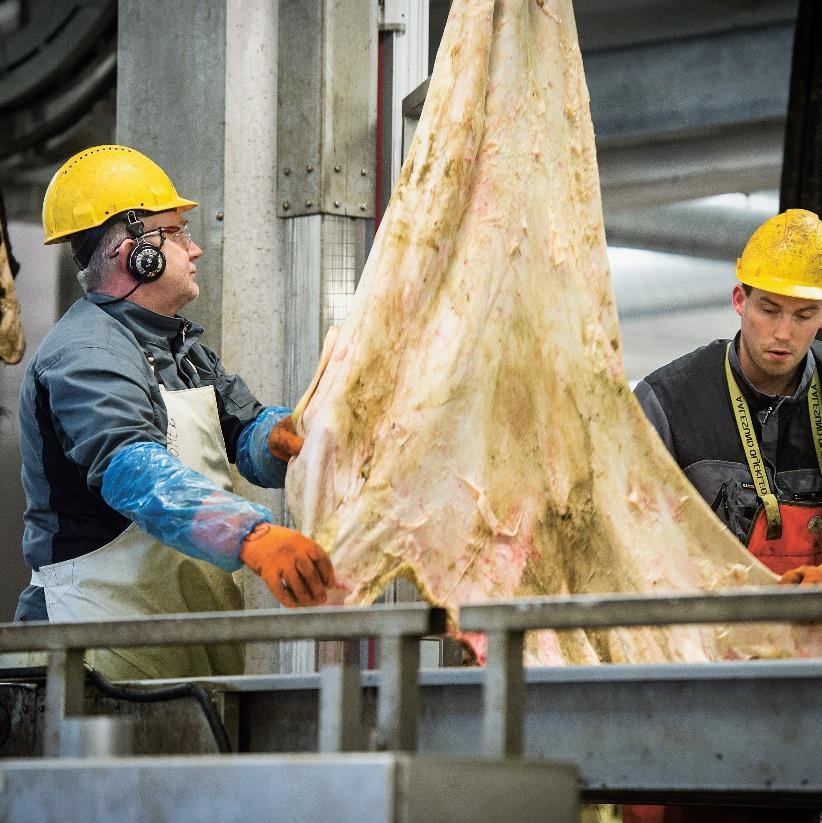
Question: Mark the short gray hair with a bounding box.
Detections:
[72,221,129,293]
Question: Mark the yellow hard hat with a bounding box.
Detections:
[736,209,822,300]
[42,145,198,244]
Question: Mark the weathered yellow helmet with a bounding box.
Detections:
[736,209,822,300]
[42,145,197,244]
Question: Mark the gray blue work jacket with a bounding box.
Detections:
[16,293,265,620]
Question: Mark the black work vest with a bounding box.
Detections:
[642,339,822,542]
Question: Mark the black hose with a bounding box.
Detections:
[85,665,232,753]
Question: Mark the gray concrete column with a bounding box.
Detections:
[117,0,286,672]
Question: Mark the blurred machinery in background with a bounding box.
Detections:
[0,1,115,161]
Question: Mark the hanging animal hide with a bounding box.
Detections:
[286,0,822,664]
[0,189,24,365]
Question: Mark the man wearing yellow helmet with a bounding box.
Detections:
[16,145,335,680]
[629,211,822,823]
[636,209,822,587]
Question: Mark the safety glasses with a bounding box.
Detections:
[158,223,193,249]
[109,223,193,258]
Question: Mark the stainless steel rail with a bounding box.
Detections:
[0,603,446,650]
[3,586,820,797]
[459,587,822,631]
[459,587,822,757]
[0,603,447,757]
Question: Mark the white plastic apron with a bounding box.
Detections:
[30,384,244,680]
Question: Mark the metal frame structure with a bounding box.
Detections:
[461,587,822,765]
[0,588,820,808]
[0,601,583,822]
[0,603,446,756]
[0,754,580,823]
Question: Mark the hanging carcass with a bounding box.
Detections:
[285,0,821,664]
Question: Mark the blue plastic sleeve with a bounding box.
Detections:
[235,406,291,488]
[101,442,273,571]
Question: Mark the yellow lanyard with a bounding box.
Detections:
[809,360,822,475]
[724,342,822,540]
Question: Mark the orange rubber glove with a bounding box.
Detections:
[240,522,335,607]
[267,415,303,462]
[778,564,822,586]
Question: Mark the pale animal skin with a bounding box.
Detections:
[287,0,822,664]
[0,231,24,365]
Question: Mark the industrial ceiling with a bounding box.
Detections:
[0,0,804,378]
[0,1,799,207]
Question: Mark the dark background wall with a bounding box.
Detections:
[0,221,66,620]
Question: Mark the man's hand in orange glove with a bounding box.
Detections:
[267,415,303,462]
[240,522,335,607]
[778,564,822,586]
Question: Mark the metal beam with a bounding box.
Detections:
[318,665,364,753]
[586,23,793,140]
[400,95,784,211]
[43,648,84,757]
[598,120,785,209]
[482,630,524,757]
[376,635,420,752]
[588,22,792,205]
[605,201,770,260]
[574,0,798,52]
[403,20,792,208]
[0,604,448,653]
[236,662,822,801]
[0,754,580,823]
[458,588,822,633]
[4,662,822,799]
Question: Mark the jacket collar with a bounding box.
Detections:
[84,292,204,353]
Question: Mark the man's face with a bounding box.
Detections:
[138,210,202,315]
[733,284,821,386]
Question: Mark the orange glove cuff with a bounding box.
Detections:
[267,416,304,462]
[240,523,335,607]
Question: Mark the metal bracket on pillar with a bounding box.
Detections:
[375,634,420,752]
[380,0,407,32]
[482,630,525,757]
[277,0,377,218]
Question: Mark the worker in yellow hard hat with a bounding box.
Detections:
[630,210,822,823]
[16,145,335,680]
[636,209,822,582]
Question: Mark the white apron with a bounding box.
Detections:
[30,385,245,680]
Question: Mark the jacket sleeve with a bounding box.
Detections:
[235,406,291,488]
[634,379,676,457]
[102,442,272,570]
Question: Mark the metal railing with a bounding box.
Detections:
[459,586,822,757]
[3,587,821,762]
[0,603,447,757]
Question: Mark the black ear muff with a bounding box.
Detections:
[127,241,166,282]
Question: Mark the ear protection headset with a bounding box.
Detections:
[124,210,166,282]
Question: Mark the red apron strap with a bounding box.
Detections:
[746,502,822,574]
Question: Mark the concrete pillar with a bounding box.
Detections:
[117,0,286,672]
